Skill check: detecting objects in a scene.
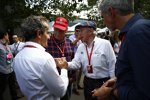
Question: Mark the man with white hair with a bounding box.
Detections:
[55,21,116,100]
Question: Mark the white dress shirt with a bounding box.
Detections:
[68,36,116,79]
[13,42,68,100]
[9,41,25,55]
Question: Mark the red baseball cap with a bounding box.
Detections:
[53,17,68,31]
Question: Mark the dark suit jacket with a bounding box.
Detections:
[116,13,150,100]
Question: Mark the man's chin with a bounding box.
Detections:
[80,38,84,42]
[42,43,47,48]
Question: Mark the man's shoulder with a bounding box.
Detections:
[0,43,3,48]
[95,37,110,44]
[19,42,25,47]
[43,51,53,58]
[20,42,25,44]
[9,43,15,47]
[132,19,150,31]
[68,34,75,41]
[69,34,75,38]
[127,19,150,42]
[65,37,72,43]
[127,19,150,37]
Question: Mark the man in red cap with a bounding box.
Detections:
[46,17,74,100]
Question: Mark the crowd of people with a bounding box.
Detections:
[0,0,150,100]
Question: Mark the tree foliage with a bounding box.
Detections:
[134,0,150,19]
[0,0,150,30]
[0,0,87,29]
[87,0,150,28]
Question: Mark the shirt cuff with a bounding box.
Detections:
[67,62,72,70]
[61,69,68,77]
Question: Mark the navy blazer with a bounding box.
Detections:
[116,14,150,100]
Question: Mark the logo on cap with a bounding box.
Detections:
[53,17,68,31]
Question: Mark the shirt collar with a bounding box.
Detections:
[14,41,20,45]
[84,36,97,47]
[119,13,143,39]
[24,42,45,51]
[93,36,98,42]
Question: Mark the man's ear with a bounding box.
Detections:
[108,7,116,18]
[36,30,42,38]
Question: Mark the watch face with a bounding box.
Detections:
[87,65,93,73]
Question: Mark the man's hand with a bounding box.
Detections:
[72,34,81,46]
[77,34,81,41]
[92,78,116,99]
[104,77,116,88]
[55,57,68,69]
[92,85,112,99]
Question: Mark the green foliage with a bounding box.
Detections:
[25,0,88,21]
[86,0,103,28]
[0,0,150,31]
[87,0,97,6]
[0,0,88,29]
[87,0,150,28]
[134,0,150,19]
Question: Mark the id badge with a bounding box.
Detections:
[87,65,93,73]
[6,53,12,65]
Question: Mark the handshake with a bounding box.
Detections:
[54,57,68,69]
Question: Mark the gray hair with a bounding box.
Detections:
[21,15,48,41]
[99,0,134,15]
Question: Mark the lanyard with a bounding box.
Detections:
[85,42,94,65]
[14,42,20,50]
[52,36,65,57]
[24,45,36,48]
[120,34,126,49]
